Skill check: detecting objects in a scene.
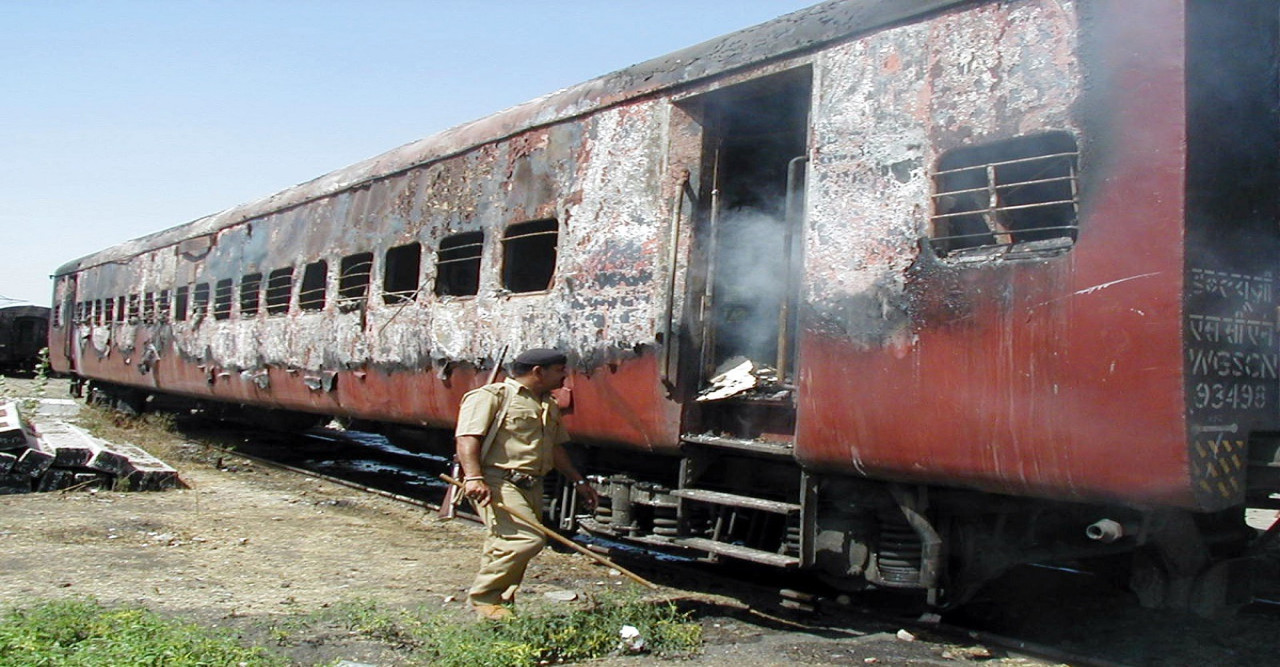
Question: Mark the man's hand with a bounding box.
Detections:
[464,478,492,507]
[575,481,600,511]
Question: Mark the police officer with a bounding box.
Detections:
[455,348,599,620]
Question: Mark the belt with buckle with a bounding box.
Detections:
[502,470,542,489]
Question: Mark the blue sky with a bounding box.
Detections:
[1,0,816,306]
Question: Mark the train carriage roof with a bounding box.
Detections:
[57,0,976,276]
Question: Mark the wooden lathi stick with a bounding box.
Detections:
[441,474,658,589]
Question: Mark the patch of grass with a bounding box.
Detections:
[271,591,702,666]
[72,404,184,462]
[0,597,285,666]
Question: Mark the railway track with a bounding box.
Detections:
[183,420,1278,667]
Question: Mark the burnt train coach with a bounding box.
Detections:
[50,0,1280,612]
[0,305,50,374]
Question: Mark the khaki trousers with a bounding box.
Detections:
[467,472,545,606]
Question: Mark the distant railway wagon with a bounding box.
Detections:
[0,305,49,375]
[50,0,1280,612]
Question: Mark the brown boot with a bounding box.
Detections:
[472,603,512,621]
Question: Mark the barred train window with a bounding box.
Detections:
[436,232,483,297]
[503,219,558,293]
[929,132,1079,259]
[158,289,170,322]
[338,252,373,307]
[299,260,327,311]
[266,267,293,315]
[173,287,188,322]
[240,273,262,317]
[213,280,233,320]
[192,283,210,319]
[383,243,421,305]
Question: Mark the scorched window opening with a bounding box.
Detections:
[435,232,484,297]
[382,243,422,305]
[299,260,328,312]
[929,132,1080,260]
[213,280,233,320]
[265,268,293,315]
[338,252,374,307]
[240,273,263,317]
[191,283,210,320]
[502,219,558,294]
[173,287,188,322]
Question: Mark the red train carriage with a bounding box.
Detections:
[49,0,1280,612]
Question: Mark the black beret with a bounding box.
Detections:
[513,348,567,367]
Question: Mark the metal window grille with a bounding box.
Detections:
[265,268,293,314]
[382,243,421,305]
[240,273,262,317]
[436,232,484,297]
[502,219,558,293]
[213,279,234,320]
[929,132,1079,259]
[158,289,171,322]
[174,287,189,322]
[338,252,373,306]
[299,260,328,311]
[192,284,210,319]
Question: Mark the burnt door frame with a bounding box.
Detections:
[675,67,812,439]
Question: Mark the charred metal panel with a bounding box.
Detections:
[795,0,1200,508]
[57,95,684,450]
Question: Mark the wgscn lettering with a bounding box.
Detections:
[1187,348,1279,380]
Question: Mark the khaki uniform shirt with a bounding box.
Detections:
[455,377,569,476]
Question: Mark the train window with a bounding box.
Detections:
[382,243,421,304]
[502,219,558,293]
[338,252,373,308]
[174,286,189,322]
[929,132,1079,260]
[158,289,171,322]
[240,273,262,317]
[213,279,233,320]
[93,300,103,325]
[299,260,327,312]
[192,283,210,320]
[436,232,484,297]
[265,267,293,315]
[127,294,141,323]
[115,296,126,323]
[143,292,156,323]
[103,298,115,324]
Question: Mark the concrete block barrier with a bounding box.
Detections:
[0,401,183,493]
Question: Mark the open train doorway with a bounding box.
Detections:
[685,68,810,441]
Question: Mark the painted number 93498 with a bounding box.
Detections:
[1193,382,1268,410]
